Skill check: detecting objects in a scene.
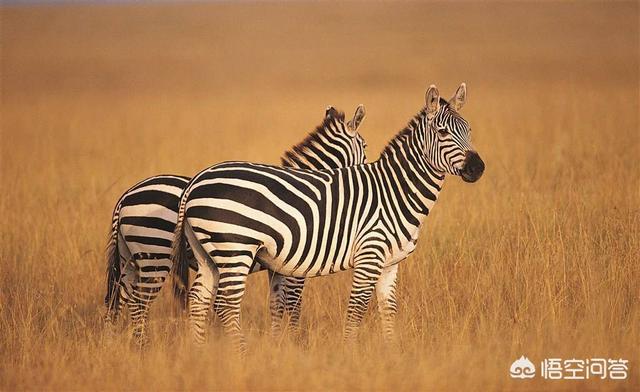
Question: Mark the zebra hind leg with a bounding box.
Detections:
[105,235,136,330]
[128,296,151,349]
[104,282,129,332]
[126,256,172,348]
[104,255,136,338]
[127,271,155,348]
[103,289,122,335]
[212,253,255,357]
[186,257,218,346]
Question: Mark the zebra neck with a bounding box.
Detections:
[374,152,444,219]
[374,124,445,219]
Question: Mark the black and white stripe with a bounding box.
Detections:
[104,105,367,346]
[172,83,485,353]
[104,174,188,345]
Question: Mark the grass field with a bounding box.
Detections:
[1,2,639,391]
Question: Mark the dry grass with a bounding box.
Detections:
[1,2,639,391]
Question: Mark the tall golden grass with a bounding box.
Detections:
[1,2,638,391]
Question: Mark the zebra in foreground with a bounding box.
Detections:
[104,105,367,346]
[172,83,485,353]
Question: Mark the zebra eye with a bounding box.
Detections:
[437,127,449,136]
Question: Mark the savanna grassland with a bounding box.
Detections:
[1,2,638,391]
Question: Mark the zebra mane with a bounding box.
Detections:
[280,110,346,167]
[379,99,452,159]
[439,98,451,108]
[379,108,427,159]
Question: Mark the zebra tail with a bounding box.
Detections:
[171,188,190,311]
[104,202,122,313]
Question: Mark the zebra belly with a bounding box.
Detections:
[387,238,417,266]
[255,246,354,278]
[385,225,421,266]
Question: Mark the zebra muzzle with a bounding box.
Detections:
[461,151,485,183]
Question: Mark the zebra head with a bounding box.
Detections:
[326,104,368,167]
[282,105,367,169]
[423,83,484,183]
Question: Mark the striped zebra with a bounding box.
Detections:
[172,83,485,353]
[104,105,367,346]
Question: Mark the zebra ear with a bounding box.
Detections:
[347,104,366,136]
[449,82,467,111]
[325,106,339,119]
[425,85,440,116]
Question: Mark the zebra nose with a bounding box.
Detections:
[461,151,485,183]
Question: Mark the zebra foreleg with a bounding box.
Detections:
[375,264,399,344]
[268,272,287,338]
[343,257,384,343]
[268,273,306,339]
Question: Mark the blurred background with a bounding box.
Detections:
[3,2,638,171]
[1,1,638,391]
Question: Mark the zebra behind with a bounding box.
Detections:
[172,83,485,353]
[104,105,367,346]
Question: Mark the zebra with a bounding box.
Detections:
[171,83,485,354]
[104,105,368,346]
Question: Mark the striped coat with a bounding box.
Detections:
[172,84,485,352]
[104,105,367,346]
